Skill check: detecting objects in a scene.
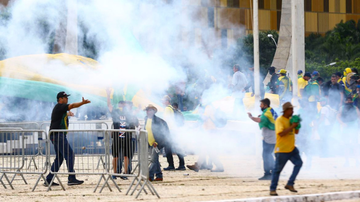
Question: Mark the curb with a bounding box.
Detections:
[205,191,360,202]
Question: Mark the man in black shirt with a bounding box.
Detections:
[45,91,90,186]
[267,66,278,94]
[106,89,139,179]
[324,74,344,110]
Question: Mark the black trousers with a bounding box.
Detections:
[165,146,185,168]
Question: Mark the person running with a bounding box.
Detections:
[45,91,90,186]
[247,98,278,180]
[270,102,303,196]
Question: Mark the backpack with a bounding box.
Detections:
[169,106,185,127]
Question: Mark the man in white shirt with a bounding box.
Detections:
[231,64,248,117]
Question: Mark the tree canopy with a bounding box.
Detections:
[231,20,360,80]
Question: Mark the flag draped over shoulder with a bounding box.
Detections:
[259,107,278,130]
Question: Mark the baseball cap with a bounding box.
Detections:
[282,102,294,112]
[304,73,311,78]
[312,71,319,76]
[57,91,70,99]
[280,69,287,74]
[297,70,303,74]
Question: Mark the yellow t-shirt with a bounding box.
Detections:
[164,105,175,129]
[297,77,308,98]
[274,116,295,153]
[146,119,156,146]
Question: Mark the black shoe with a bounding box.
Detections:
[163,166,175,171]
[176,166,186,170]
[258,175,272,180]
[68,179,84,186]
[43,181,59,187]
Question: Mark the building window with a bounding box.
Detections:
[346,0,352,13]
[324,0,329,12]
[276,0,282,10]
[259,0,264,9]
[305,0,312,12]
[227,0,239,7]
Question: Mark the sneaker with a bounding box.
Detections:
[258,175,272,180]
[270,190,278,196]
[43,181,59,187]
[119,176,128,180]
[187,164,199,172]
[153,177,163,181]
[284,185,298,192]
[68,179,84,186]
[176,166,186,171]
[111,175,117,180]
[148,177,153,182]
[163,166,175,171]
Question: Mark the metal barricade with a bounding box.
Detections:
[40,121,109,170]
[125,129,159,199]
[0,122,40,130]
[47,129,113,192]
[0,129,48,191]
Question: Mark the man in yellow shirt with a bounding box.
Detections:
[270,102,303,196]
[144,104,169,182]
[297,73,311,98]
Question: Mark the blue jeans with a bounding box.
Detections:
[46,133,76,182]
[149,146,163,180]
[270,147,303,191]
[262,141,275,175]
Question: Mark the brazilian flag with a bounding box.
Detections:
[259,107,278,130]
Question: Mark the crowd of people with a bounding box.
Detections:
[35,63,360,197]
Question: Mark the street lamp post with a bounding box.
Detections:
[267,34,277,47]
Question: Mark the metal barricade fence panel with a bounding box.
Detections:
[107,129,139,178]
[0,129,48,190]
[40,121,109,131]
[0,122,40,130]
[48,130,109,176]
